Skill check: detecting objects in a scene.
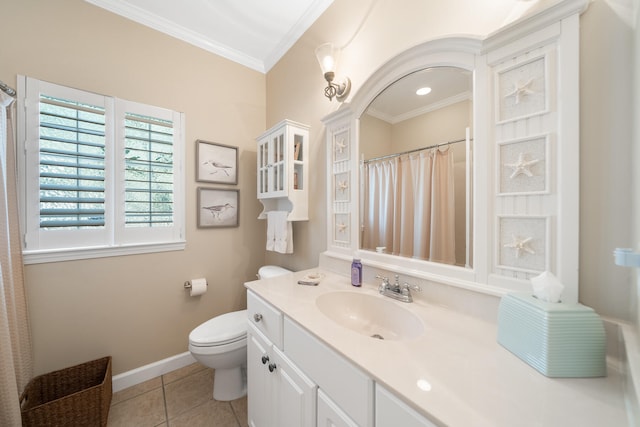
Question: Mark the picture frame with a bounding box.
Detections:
[197,187,239,228]
[196,140,238,185]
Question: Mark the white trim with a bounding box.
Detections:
[23,240,186,264]
[112,351,196,393]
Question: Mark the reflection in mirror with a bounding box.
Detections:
[359,67,473,268]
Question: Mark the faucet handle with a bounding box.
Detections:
[375,274,390,285]
[402,282,422,292]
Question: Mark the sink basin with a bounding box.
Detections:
[315,291,424,341]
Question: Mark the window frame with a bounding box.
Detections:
[17,76,185,264]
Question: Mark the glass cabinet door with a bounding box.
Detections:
[273,133,285,194]
[257,139,270,197]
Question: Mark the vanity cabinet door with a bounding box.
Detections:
[272,346,316,427]
[317,389,359,427]
[248,322,317,427]
[375,385,438,427]
[247,326,274,427]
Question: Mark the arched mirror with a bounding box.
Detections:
[359,67,473,268]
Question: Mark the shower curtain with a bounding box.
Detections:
[362,147,456,263]
[0,90,33,426]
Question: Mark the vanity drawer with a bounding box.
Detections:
[284,316,374,427]
[247,291,283,349]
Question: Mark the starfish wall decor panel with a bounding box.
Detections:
[498,136,548,194]
[334,172,350,202]
[333,130,350,163]
[497,55,547,122]
[498,216,547,273]
[334,213,350,244]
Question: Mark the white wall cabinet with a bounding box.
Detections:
[256,119,309,221]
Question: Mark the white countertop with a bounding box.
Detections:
[245,268,628,427]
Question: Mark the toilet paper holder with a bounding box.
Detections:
[184,280,208,289]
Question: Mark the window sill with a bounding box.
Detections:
[23,241,186,264]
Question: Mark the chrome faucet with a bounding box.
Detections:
[375,274,422,303]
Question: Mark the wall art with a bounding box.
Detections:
[496,55,548,123]
[497,216,548,273]
[333,130,350,163]
[197,187,239,228]
[498,135,549,195]
[334,213,350,244]
[334,172,350,202]
[196,140,238,185]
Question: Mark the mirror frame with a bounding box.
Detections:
[323,37,491,294]
[322,0,585,303]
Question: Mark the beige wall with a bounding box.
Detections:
[267,0,636,322]
[0,0,267,375]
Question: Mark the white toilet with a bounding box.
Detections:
[188,265,291,401]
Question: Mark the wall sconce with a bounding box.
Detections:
[315,43,351,102]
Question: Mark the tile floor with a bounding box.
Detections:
[107,363,248,427]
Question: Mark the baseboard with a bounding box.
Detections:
[112,351,197,392]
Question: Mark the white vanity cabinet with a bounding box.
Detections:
[256,119,309,221]
[247,290,374,427]
[247,293,316,427]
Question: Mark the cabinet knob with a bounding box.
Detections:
[253,313,263,322]
[261,354,269,365]
[268,363,277,372]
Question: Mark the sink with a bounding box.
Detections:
[315,291,424,341]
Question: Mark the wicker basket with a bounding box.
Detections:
[20,356,112,427]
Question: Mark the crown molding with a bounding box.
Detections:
[86,0,334,73]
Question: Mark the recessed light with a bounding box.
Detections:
[416,87,431,96]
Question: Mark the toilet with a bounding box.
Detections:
[188,265,292,401]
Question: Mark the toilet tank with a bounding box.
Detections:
[258,265,292,279]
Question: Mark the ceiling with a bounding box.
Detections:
[85,0,334,73]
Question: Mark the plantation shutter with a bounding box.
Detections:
[38,95,106,229]
[124,112,174,228]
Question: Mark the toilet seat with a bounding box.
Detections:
[189,309,247,347]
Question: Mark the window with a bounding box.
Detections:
[18,76,185,263]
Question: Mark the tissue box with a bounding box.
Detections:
[497,292,606,377]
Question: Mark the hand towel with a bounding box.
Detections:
[266,211,276,251]
[267,211,293,254]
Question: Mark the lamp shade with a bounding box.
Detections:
[315,43,340,75]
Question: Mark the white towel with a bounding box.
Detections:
[266,212,276,251]
[266,211,293,254]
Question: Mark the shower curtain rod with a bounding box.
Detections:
[363,137,471,164]
[0,80,16,97]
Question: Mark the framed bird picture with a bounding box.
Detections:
[197,188,239,228]
[196,140,238,184]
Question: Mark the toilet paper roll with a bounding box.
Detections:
[189,278,208,297]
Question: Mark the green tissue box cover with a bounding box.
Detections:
[497,292,606,377]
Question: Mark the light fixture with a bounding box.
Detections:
[315,43,351,102]
[416,87,432,96]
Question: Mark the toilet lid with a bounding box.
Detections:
[189,309,247,346]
